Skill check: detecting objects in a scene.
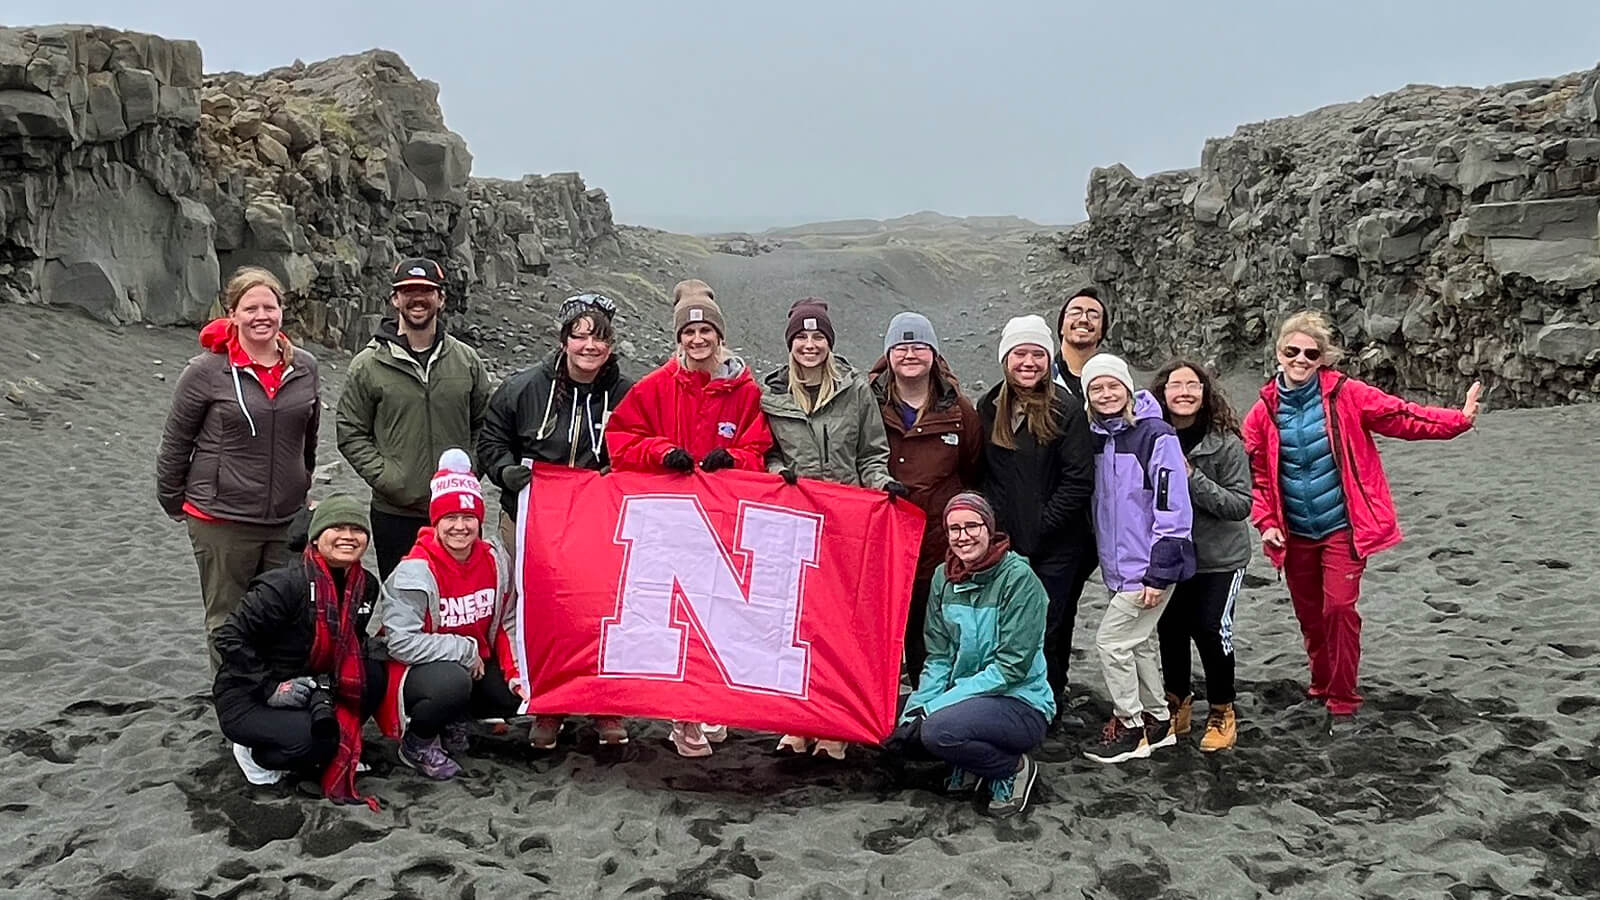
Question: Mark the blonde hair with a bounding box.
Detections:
[788,350,841,415]
[222,266,285,312]
[1277,310,1345,365]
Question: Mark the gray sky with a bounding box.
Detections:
[13,1,1600,231]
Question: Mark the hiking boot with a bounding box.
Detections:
[701,723,728,744]
[594,717,629,745]
[442,720,471,756]
[529,716,564,749]
[943,766,981,796]
[399,733,461,781]
[671,721,713,757]
[1084,717,1149,764]
[232,742,286,786]
[1323,711,1360,738]
[1200,703,1237,752]
[1143,712,1177,754]
[1166,692,1193,736]
[812,739,848,760]
[775,734,812,754]
[987,753,1040,818]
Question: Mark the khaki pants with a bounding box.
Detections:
[497,512,520,605]
[187,517,291,673]
[1095,587,1173,725]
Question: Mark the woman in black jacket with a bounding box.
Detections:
[476,293,635,748]
[212,495,385,805]
[978,316,1095,720]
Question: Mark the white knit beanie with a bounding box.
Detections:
[996,315,1054,365]
[1079,353,1136,396]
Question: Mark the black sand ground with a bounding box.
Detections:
[1,306,1595,898]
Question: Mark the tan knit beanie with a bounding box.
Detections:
[671,279,726,338]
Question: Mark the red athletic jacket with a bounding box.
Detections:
[1242,369,1473,568]
[605,356,773,472]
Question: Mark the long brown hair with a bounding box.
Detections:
[990,375,1060,449]
[1150,358,1240,436]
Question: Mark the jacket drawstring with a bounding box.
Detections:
[230,365,259,437]
[533,378,559,441]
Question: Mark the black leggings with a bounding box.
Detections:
[903,575,934,687]
[370,506,430,580]
[1158,569,1242,705]
[1035,552,1097,697]
[215,658,387,771]
[402,659,521,739]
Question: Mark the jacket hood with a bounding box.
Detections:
[668,354,751,393]
[1090,390,1164,435]
[762,354,861,394]
[867,353,960,403]
[199,318,294,366]
[372,316,447,350]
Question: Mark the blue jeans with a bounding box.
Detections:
[917,696,1047,780]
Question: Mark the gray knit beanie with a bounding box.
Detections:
[884,312,940,355]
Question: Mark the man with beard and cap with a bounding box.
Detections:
[337,258,491,578]
[1054,286,1110,403]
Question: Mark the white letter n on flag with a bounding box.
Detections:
[600,496,819,696]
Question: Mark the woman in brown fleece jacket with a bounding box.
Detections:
[156,266,321,671]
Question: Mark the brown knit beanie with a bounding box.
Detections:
[672,279,726,338]
[785,297,834,346]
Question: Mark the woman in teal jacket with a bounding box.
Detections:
[896,491,1054,818]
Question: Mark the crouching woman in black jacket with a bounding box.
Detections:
[212,495,386,807]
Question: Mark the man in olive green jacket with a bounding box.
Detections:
[336,258,490,576]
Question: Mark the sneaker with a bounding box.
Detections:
[442,720,471,756]
[1084,717,1150,764]
[775,734,812,754]
[594,716,629,745]
[671,721,713,757]
[399,733,462,780]
[1166,692,1193,736]
[529,715,564,749]
[1143,712,1177,753]
[701,723,728,744]
[812,739,848,760]
[986,753,1040,818]
[232,742,286,786]
[1200,703,1237,752]
[942,766,981,796]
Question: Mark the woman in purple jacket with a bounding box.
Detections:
[1077,355,1196,765]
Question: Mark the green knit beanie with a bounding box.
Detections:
[308,494,370,541]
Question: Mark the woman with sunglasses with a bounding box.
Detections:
[1242,311,1481,734]
[478,292,635,749]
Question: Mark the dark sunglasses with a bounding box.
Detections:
[1280,345,1322,361]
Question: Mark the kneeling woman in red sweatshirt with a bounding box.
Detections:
[373,449,521,780]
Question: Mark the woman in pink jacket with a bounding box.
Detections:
[1241,311,1480,734]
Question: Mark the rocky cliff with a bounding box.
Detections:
[1040,66,1600,405]
[0,25,618,349]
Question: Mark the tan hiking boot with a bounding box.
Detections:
[1200,703,1236,752]
[1167,693,1193,736]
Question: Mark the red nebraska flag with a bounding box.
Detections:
[512,464,923,744]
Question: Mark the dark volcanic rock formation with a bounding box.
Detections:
[1040,66,1600,405]
[0,25,617,348]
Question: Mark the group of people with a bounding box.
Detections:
[158,258,1481,817]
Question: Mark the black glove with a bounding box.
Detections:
[266,677,315,709]
[663,447,695,472]
[884,708,925,754]
[884,480,910,500]
[701,448,736,472]
[500,464,533,494]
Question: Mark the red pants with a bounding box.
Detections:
[1283,529,1367,715]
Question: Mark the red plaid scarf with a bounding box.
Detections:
[303,547,376,810]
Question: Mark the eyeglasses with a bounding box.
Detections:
[1063,308,1103,322]
[946,522,987,538]
[1280,345,1322,361]
[889,344,932,356]
[1165,381,1203,392]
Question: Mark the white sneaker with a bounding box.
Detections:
[812,739,848,760]
[671,721,712,757]
[775,734,812,754]
[701,723,728,743]
[232,742,286,786]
